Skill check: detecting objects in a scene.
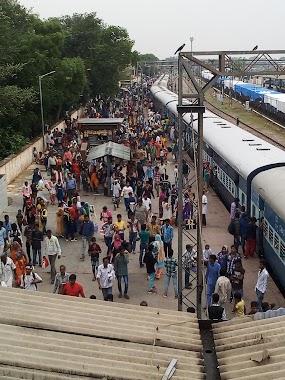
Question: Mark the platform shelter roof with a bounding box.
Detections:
[87,141,131,161]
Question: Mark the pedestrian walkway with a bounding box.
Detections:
[2,153,283,316]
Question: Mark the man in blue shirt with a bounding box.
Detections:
[161,219,174,258]
[206,254,221,306]
[80,215,95,261]
[145,163,154,186]
[239,213,249,254]
[65,173,77,200]
[3,215,12,239]
[0,221,7,256]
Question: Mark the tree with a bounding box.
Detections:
[139,53,159,62]
[0,2,136,158]
[50,57,88,120]
[59,14,134,97]
[0,1,37,139]
[139,53,159,76]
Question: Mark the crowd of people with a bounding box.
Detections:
[0,79,189,302]
[0,77,280,321]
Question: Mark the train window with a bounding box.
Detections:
[280,241,285,259]
[241,193,245,206]
[274,234,280,251]
[252,204,256,218]
[263,220,268,238]
[269,226,274,244]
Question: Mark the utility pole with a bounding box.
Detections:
[177,57,184,312]
[190,37,194,54]
[39,70,56,152]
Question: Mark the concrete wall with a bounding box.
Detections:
[0,175,8,216]
[0,108,83,185]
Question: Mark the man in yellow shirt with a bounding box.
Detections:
[233,292,246,317]
[114,214,126,241]
[147,215,161,243]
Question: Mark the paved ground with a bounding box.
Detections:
[4,156,284,318]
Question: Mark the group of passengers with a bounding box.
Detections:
[0,77,185,302]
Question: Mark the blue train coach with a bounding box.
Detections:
[151,75,285,290]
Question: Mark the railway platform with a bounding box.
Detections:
[2,152,284,318]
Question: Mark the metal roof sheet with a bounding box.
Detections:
[0,287,205,380]
[212,315,285,380]
[87,142,131,161]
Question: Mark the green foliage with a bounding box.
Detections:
[139,53,160,76]
[139,53,159,62]
[0,128,28,160]
[59,14,134,97]
[0,2,136,158]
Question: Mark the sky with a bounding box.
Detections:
[18,0,284,60]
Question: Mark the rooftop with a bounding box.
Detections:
[213,315,285,380]
[0,287,205,379]
[77,118,124,125]
[87,141,131,161]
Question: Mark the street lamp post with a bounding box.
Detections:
[190,37,194,54]
[39,70,56,152]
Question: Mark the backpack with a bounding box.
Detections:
[228,219,235,235]
[63,208,70,222]
[22,272,37,289]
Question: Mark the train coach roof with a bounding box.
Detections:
[252,166,285,222]
[151,81,285,180]
[190,114,285,179]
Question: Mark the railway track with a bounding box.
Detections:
[204,99,285,151]
[180,75,285,151]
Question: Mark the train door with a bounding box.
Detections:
[251,202,259,221]
[256,196,265,256]
[251,187,260,221]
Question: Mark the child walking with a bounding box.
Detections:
[88,237,102,281]
[143,246,157,294]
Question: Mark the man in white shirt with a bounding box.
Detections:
[20,264,42,291]
[0,252,16,287]
[44,230,61,284]
[46,131,53,147]
[159,163,167,180]
[203,244,213,266]
[202,191,208,226]
[21,181,32,212]
[48,152,57,170]
[255,258,269,311]
[121,181,133,212]
[97,256,115,300]
[142,194,152,221]
[214,269,232,308]
[112,179,121,208]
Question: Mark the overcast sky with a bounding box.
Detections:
[19,0,284,59]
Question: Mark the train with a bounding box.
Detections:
[151,75,285,291]
[202,70,285,124]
